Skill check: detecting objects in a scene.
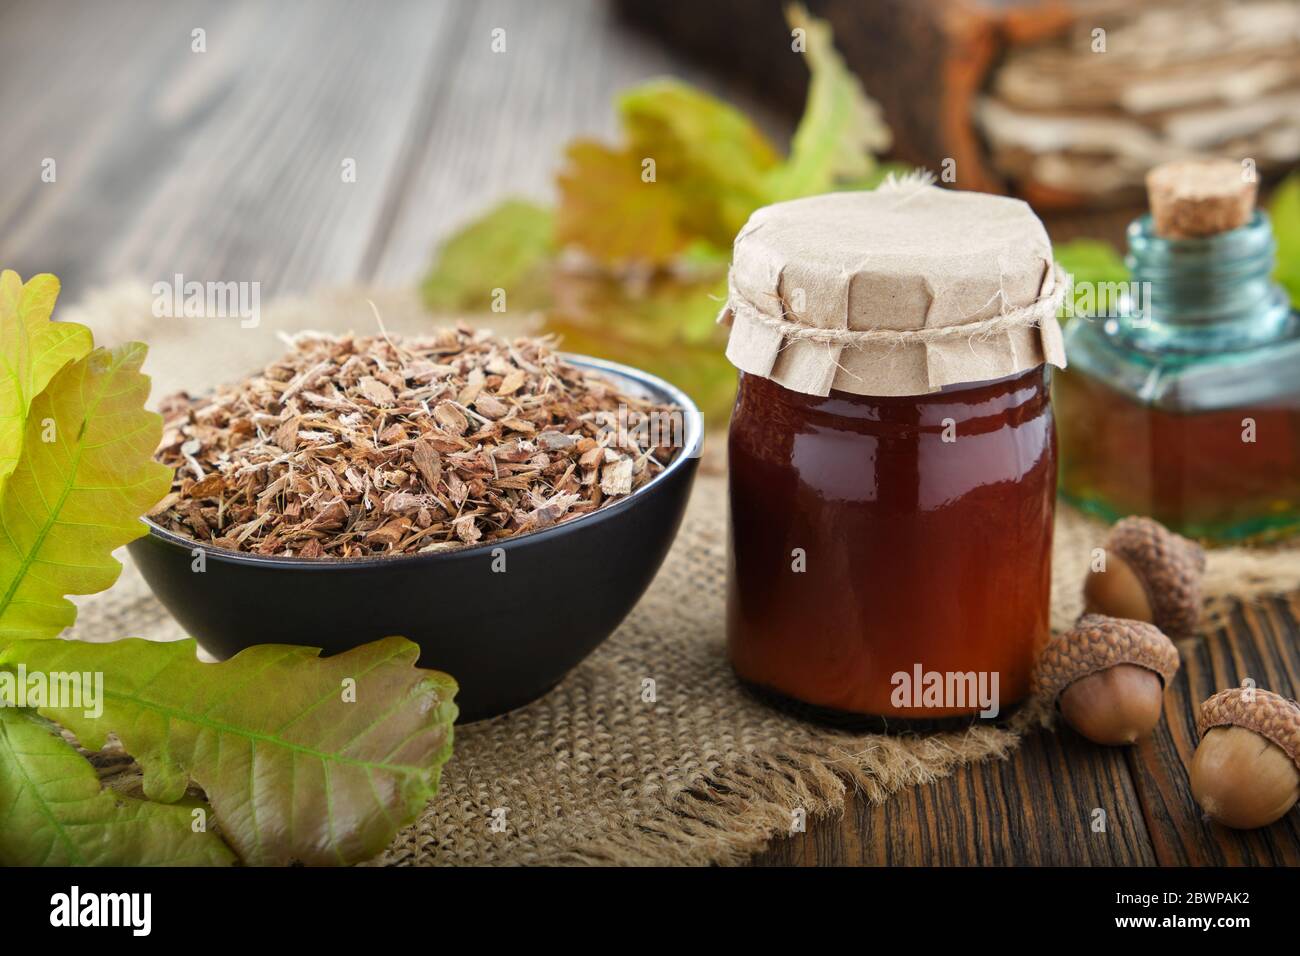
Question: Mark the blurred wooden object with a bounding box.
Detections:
[616,0,1300,210]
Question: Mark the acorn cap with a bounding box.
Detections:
[1106,516,1206,639]
[1197,687,1300,770]
[1033,614,1181,704]
[1146,159,1257,238]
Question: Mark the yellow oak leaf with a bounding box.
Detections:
[0,343,172,642]
[0,271,92,487]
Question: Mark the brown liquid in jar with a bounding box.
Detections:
[726,366,1056,719]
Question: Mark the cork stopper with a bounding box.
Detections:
[1146,159,1257,239]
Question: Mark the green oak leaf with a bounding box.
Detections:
[554,80,780,265]
[0,342,172,643]
[421,199,555,313]
[0,708,235,866]
[555,139,694,265]
[617,79,780,250]
[0,271,93,489]
[1055,238,1129,284]
[763,4,892,201]
[1270,170,1300,308]
[2,636,458,866]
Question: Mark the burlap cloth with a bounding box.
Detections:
[61,283,1300,866]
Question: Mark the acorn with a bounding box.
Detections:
[1190,687,1300,829]
[1034,614,1180,745]
[1084,516,1206,639]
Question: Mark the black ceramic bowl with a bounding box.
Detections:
[128,355,703,722]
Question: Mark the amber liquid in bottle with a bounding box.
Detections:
[1055,371,1300,540]
[726,367,1057,720]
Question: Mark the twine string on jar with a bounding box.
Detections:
[723,262,1072,350]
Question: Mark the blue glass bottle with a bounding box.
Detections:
[1056,210,1300,543]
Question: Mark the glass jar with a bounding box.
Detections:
[720,183,1067,723]
[1057,210,1300,543]
[727,366,1056,720]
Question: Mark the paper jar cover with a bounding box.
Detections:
[720,182,1068,397]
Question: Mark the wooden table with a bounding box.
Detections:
[757,595,1300,866]
[3,0,1297,867]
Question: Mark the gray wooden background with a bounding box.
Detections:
[0,0,780,303]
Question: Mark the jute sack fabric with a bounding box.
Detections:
[65,282,1300,865]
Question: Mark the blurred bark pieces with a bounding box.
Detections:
[151,327,681,558]
[617,0,1300,208]
[980,0,1300,206]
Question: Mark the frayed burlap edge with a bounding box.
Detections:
[464,710,1042,868]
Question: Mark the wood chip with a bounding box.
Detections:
[497,368,527,395]
[451,513,481,544]
[434,401,469,435]
[411,438,441,489]
[473,394,510,420]
[296,538,323,558]
[600,457,634,496]
[187,474,226,498]
[273,417,299,452]
[358,376,396,406]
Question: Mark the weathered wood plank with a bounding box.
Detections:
[1,0,780,302]
[756,721,1156,866]
[0,0,219,293]
[0,0,455,301]
[367,0,784,286]
[1124,631,1221,866]
[1128,599,1300,866]
[1259,594,1300,698]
